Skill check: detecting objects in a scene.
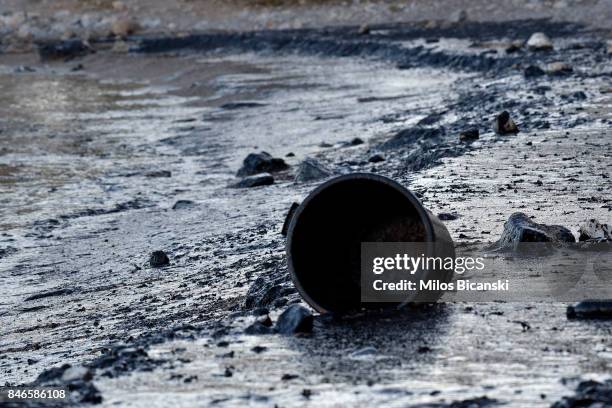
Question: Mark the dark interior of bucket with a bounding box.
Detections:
[289,177,428,313]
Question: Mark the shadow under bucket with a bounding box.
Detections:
[286,173,455,314]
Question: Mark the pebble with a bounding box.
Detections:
[545,62,573,76]
[294,158,333,183]
[275,304,313,335]
[111,17,140,37]
[578,219,611,242]
[237,152,288,177]
[524,65,545,78]
[526,32,553,51]
[150,250,170,268]
[233,173,274,188]
[368,154,385,163]
[459,128,479,141]
[493,111,519,135]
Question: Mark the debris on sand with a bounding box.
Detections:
[545,62,573,76]
[150,250,170,268]
[349,137,365,146]
[368,153,386,163]
[358,24,370,35]
[244,315,274,335]
[275,304,313,335]
[233,173,274,188]
[438,213,459,221]
[220,102,267,110]
[567,300,612,319]
[551,379,612,407]
[578,219,611,242]
[493,212,575,250]
[493,111,519,135]
[172,200,195,210]
[237,152,288,177]
[111,17,140,37]
[32,364,102,404]
[381,127,444,150]
[523,64,545,78]
[281,202,300,236]
[526,32,553,51]
[37,39,92,61]
[294,158,333,183]
[459,128,479,141]
[145,170,171,178]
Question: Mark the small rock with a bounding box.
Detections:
[523,65,545,78]
[349,137,364,146]
[493,111,519,135]
[459,128,479,141]
[237,152,288,177]
[545,62,573,76]
[505,41,523,53]
[251,346,267,353]
[233,173,274,188]
[244,315,274,335]
[358,24,370,35]
[526,32,553,51]
[111,17,140,37]
[494,212,575,250]
[294,158,333,183]
[368,154,385,163]
[275,304,313,335]
[144,170,171,178]
[150,250,170,268]
[551,379,612,407]
[578,219,611,242]
[567,301,612,319]
[61,365,93,383]
[172,200,195,210]
[282,374,299,381]
[438,213,458,221]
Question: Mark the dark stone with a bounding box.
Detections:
[294,158,333,183]
[172,200,195,210]
[523,65,545,78]
[349,137,364,146]
[237,152,288,177]
[251,346,267,353]
[567,301,612,319]
[493,212,575,250]
[233,173,274,188]
[493,111,519,134]
[220,102,266,110]
[37,39,92,61]
[459,128,479,141]
[438,213,458,221]
[275,304,313,335]
[368,154,385,163]
[145,170,171,178]
[282,374,299,381]
[150,250,170,267]
[281,202,300,236]
[244,321,274,335]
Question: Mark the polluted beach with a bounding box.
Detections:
[0,0,611,407]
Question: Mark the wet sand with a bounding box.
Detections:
[0,15,611,408]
